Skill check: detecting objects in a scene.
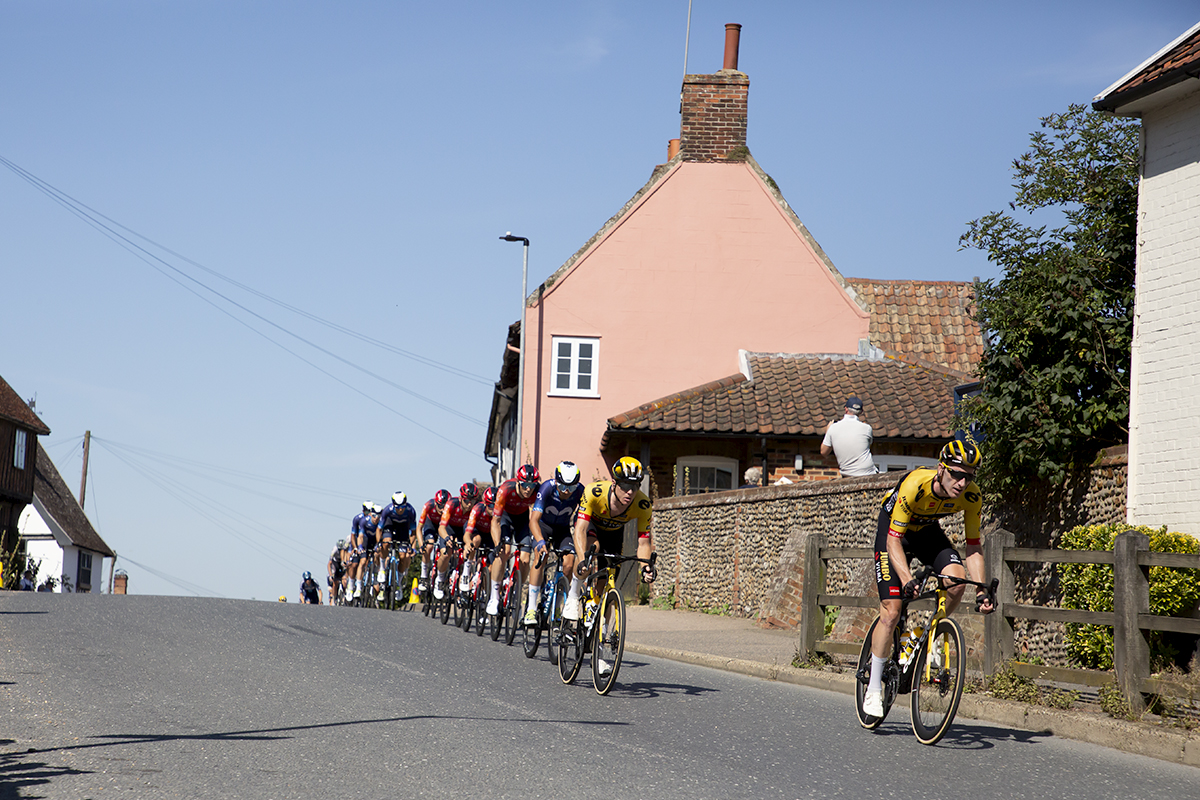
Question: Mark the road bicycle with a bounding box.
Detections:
[440,542,465,627]
[382,545,413,612]
[854,565,998,744]
[522,546,570,661]
[355,548,380,609]
[459,547,490,636]
[490,548,524,645]
[559,550,656,695]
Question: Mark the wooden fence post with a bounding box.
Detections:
[798,533,827,659]
[1113,530,1150,714]
[983,529,1015,676]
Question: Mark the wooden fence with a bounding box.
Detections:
[799,529,1200,711]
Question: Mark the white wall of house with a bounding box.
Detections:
[17,503,93,592]
[1127,85,1200,537]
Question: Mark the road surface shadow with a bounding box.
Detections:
[863,718,1051,750]
[0,752,91,800]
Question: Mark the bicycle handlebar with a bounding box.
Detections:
[909,567,998,612]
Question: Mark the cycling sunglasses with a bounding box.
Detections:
[614,479,640,491]
[518,480,539,492]
[945,468,975,482]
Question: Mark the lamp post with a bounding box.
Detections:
[500,233,529,480]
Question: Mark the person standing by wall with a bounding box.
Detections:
[820,396,876,477]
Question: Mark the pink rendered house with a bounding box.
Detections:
[484,25,981,493]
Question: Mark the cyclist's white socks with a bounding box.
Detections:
[528,584,541,607]
[420,562,429,578]
[435,569,447,584]
[868,654,886,693]
[567,576,582,601]
[488,581,499,604]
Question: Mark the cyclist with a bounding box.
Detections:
[352,502,381,600]
[327,538,348,605]
[417,489,451,594]
[862,439,996,719]
[462,486,497,599]
[565,457,657,624]
[525,460,584,625]
[434,483,478,600]
[487,465,540,617]
[378,492,418,597]
[300,571,322,604]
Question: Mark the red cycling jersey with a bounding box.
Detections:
[493,479,535,517]
[439,498,472,529]
[419,499,442,528]
[464,501,495,539]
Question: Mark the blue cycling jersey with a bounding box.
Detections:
[532,479,584,527]
[378,501,417,538]
[351,512,366,536]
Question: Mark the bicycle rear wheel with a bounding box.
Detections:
[910,618,966,745]
[547,575,566,665]
[439,581,452,625]
[522,584,545,659]
[558,620,584,684]
[460,584,474,631]
[591,588,625,695]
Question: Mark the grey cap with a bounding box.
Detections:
[845,396,864,413]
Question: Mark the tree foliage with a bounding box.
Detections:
[959,104,1140,493]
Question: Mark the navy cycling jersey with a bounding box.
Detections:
[300,579,320,602]
[532,480,583,527]
[351,512,367,536]
[378,501,417,539]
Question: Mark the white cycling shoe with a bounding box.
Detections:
[486,598,500,616]
[863,690,884,718]
[597,658,613,677]
[562,597,582,621]
[433,582,445,600]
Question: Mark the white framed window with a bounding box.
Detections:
[873,455,938,473]
[548,336,599,397]
[675,455,738,496]
[14,430,27,469]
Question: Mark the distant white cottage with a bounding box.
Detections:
[18,442,115,592]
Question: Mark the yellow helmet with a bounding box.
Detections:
[278,595,287,602]
[612,456,644,487]
[939,439,983,469]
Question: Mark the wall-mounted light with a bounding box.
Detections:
[794,454,804,472]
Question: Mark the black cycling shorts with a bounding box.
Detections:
[538,520,574,554]
[501,511,534,551]
[873,509,962,601]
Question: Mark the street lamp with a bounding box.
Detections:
[500,232,529,480]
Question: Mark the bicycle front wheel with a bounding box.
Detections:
[503,569,523,646]
[910,618,966,745]
[591,588,625,695]
[558,620,584,685]
[547,575,567,666]
[522,587,543,659]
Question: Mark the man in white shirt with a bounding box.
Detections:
[820,396,876,477]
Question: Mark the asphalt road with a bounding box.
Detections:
[2,594,1198,799]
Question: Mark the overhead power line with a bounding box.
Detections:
[0,154,489,456]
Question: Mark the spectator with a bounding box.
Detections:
[820,396,876,477]
[740,466,763,489]
[19,570,35,591]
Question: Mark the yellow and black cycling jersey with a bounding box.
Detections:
[881,467,982,545]
[576,480,653,537]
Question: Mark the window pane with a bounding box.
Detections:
[578,343,592,359]
[578,374,591,391]
[715,469,732,490]
[556,372,571,390]
[558,342,572,358]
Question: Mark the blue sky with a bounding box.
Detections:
[3,2,1195,599]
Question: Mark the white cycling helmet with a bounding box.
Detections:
[392,491,407,506]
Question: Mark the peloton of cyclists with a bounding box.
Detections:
[526,461,584,625]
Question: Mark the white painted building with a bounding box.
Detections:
[17,442,114,592]
[1095,23,1200,537]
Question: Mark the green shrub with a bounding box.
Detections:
[1059,524,1200,670]
[1099,681,1136,720]
[824,605,840,638]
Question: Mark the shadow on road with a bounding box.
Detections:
[863,719,1052,751]
[19,713,629,758]
[0,752,91,800]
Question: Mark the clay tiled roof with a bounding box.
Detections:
[605,353,964,443]
[848,279,983,376]
[1094,23,1200,112]
[33,442,115,557]
[0,374,50,435]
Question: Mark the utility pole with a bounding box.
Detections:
[79,430,91,509]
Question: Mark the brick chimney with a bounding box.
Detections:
[679,23,748,162]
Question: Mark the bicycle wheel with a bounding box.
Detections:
[503,568,523,646]
[558,620,584,684]
[491,564,511,641]
[591,588,625,695]
[460,583,474,631]
[910,618,966,745]
[475,586,488,637]
[855,616,898,729]
[439,581,452,625]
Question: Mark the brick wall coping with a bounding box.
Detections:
[653,472,896,512]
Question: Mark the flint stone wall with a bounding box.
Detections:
[651,449,1128,664]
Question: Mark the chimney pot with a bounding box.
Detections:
[667,138,680,160]
[723,23,742,71]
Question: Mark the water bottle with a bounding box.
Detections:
[898,630,912,666]
[584,599,597,628]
